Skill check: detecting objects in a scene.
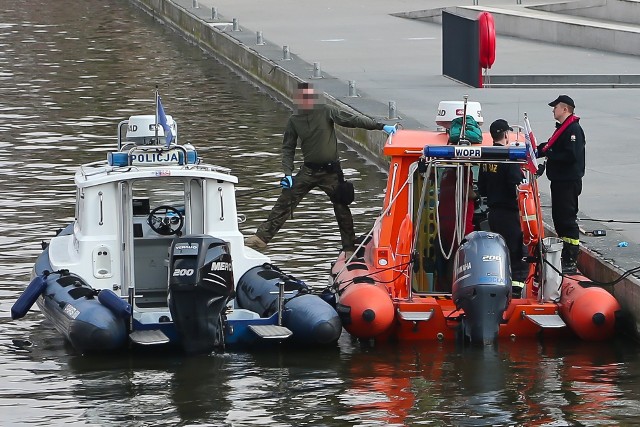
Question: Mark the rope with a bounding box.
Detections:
[435,163,471,260]
[334,172,414,279]
[578,217,640,224]
[334,259,414,294]
[412,161,432,251]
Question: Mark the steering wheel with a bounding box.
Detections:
[147,205,184,236]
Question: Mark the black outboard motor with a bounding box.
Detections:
[168,235,234,354]
[452,231,511,345]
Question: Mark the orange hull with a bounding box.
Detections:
[330,127,621,344]
[332,243,616,343]
[559,277,620,341]
[334,252,395,338]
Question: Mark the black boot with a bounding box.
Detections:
[561,242,579,274]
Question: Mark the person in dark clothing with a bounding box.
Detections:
[478,119,527,282]
[536,95,586,274]
[245,82,396,257]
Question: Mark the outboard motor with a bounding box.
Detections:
[451,231,511,345]
[168,235,234,354]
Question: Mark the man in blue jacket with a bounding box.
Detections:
[537,95,586,274]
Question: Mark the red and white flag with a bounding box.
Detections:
[523,113,539,175]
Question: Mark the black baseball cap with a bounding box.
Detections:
[548,94,575,108]
[490,119,512,139]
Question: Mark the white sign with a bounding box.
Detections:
[454,146,481,158]
[129,148,181,166]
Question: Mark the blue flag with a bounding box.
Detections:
[157,95,174,148]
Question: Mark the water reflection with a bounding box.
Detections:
[333,339,638,426]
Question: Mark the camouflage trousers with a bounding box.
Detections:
[255,165,356,251]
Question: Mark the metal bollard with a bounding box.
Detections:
[348,80,357,97]
[192,0,199,8]
[283,45,291,60]
[256,31,265,45]
[388,101,398,120]
[211,7,218,20]
[232,18,239,32]
[312,62,322,79]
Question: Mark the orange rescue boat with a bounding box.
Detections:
[330,101,620,345]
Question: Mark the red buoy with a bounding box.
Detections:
[338,282,395,338]
[560,282,620,341]
[478,12,496,69]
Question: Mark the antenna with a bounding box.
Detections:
[154,85,159,142]
[459,94,470,145]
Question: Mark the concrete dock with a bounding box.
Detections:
[131,0,640,332]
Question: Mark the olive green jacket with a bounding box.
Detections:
[281,104,384,175]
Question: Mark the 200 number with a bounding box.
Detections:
[173,268,194,276]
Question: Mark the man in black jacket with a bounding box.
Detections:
[537,95,586,274]
[245,82,396,257]
[478,119,527,282]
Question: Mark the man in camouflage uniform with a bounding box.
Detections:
[245,82,396,257]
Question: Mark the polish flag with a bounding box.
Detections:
[523,113,539,175]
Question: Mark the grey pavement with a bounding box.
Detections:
[180,0,640,274]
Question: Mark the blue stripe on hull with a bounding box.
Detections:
[33,239,127,353]
[37,293,127,353]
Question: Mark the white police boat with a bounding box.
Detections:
[11,108,341,354]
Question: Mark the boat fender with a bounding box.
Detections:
[11,275,48,320]
[97,289,132,319]
[518,183,540,245]
[478,12,496,69]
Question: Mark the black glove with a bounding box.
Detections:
[536,163,546,177]
[536,142,547,157]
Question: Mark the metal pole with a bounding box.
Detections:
[232,18,239,32]
[313,62,322,78]
[277,281,285,326]
[256,31,264,45]
[211,7,218,20]
[192,0,199,8]
[348,80,356,97]
[283,45,291,60]
[388,101,398,120]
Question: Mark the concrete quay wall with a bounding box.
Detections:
[132,0,391,167]
[129,0,640,338]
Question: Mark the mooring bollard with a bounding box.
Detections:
[192,0,199,8]
[211,7,218,20]
[312,62,322,79]
[283,45,291,60]
[256,31,264,45]
[388,101,398,119]
[348,80,357,97]
[232,18,239,32]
